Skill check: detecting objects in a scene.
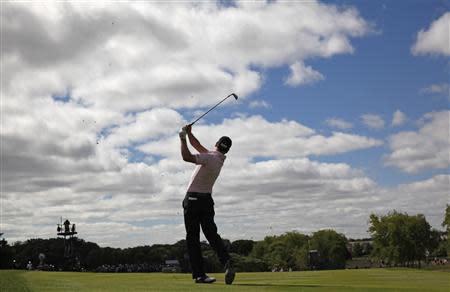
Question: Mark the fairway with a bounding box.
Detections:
[1,269,448,292]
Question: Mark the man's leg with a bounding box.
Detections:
[183,197,205,279]
[199,198,230,266]
[200,198,235,284]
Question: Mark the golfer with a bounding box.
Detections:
[179,124,235,284]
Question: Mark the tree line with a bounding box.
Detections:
[1,206,448,272]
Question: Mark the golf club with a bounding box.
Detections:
[189,93,238,126]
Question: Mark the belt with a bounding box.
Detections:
[186,192,211,200]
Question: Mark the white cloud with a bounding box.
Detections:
[139,116,382,159]
[420,83,449,95]
[2,1,370,112]
[249,100,271,109]
[285,61,325,87]
[4,165,447,246]
[391,110,407,127]
[361,114,385,130]
[2,109,384,247]
[104,108,184,148]
[411,12,450,56]
[369,175,449,230]
[385,111,450,173]
[7,2,447,248]
[325,118,353,130]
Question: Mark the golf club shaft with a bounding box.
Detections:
[189,94,236,126]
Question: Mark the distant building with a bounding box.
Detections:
[162,259,180,273]
[308,250,319,270]
[347,238,373,257]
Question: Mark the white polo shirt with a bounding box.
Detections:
[187,150,226,194]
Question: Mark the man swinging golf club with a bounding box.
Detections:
[179,124,235,284]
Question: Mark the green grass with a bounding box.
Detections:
[1,268,448,292]
[0,270,32,292]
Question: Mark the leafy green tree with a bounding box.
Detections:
[230,253,268,272]
[293,245,309,270]
[428,229,445,258]
[250,232,309,270]
[430,240,448,258]
[443,205,450,229]
[442,204,450,255]
[230,240,255,256]
[369,211,432,267]
[250,236,272,260]
[202,249,222,272]
[363,242,373,255]
[0,237,14,269]
[309,230,349,269]
[172,240,189,272]
[352,242,364,258]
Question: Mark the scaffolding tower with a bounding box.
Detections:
[57,218,77,260]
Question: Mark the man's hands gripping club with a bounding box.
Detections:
[180,125,205,163]
[180,125,207,154]
[179,127,187,140]
[179,124,192,140]
[180,125,194,163]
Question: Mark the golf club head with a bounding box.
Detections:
[230,93,238,100]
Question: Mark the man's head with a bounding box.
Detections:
[216,136,232,154]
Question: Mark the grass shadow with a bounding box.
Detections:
[235,283,365,291]
[235,283,323,288]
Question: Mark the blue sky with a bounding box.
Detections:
[185,0,449,186]
[2,0,449,247]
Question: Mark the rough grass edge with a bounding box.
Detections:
[0,270,33,292]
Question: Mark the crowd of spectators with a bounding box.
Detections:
[430,258,448,266]
[93,263,162,273]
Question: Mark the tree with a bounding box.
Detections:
[0,237,14,269]
[442,204,450,255]
[292,245,309,270]
[230,240,255,256]
[309,230,349,269]
[230,253,268,272]
[202,249,222,272]
[443,205,450,229]
[369,210,432,267]
[250,232,309,271]
[352,242,364,258]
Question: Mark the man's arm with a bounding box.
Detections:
[185,125,208,153]
[180,128,196,163]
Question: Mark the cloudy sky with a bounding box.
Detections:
[1,0,449,248]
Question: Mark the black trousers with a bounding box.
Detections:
[183,192,230,279]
